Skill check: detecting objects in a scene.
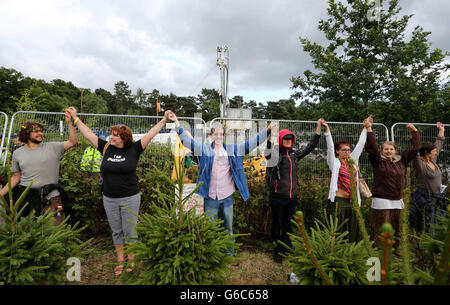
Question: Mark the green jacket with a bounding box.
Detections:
[81,146,102,173]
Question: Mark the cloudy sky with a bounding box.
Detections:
[0,0,448,103]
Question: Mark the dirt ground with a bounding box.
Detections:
[72,238,294,285]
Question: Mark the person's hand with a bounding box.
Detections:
[66,107,78,119]
[267,122,278,133]
[406,123,418,132]
[316,118,325,128]
[167,111,178,123]
[363,115,373,129]
[437,122,445,136]
[64,109,72,124]
[163,110,172,121]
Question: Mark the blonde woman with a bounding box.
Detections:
[365,118,420,252]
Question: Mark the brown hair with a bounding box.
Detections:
[419,142,435,156]
[18,121,43,143]
[334,141,351,157]
[381,141,397,151]
[110,124,133,148]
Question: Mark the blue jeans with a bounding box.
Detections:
[204,195,234,235]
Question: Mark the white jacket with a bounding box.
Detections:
[325,128,367,206]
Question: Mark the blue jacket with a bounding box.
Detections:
[176,126,269,202]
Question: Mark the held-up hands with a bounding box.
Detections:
[65,107,78,119]
[65,107,78,124]
[437,122,445,137]
[363,115,373,131]
[267,122,278,133]
[406,123,418,132]
[166,111,178,123]
[315,118,327,134]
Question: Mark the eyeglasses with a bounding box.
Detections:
[339,148,351,152]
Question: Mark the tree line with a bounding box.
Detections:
[0,0,448,126]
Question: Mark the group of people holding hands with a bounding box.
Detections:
[0,106,446,274]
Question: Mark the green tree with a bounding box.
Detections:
[81,92,108,114]
[196,88,220,122]
[15,82,65,112]
[113,81,133,114]
[0,67,30,114]
[95,88,114,114]
[291,0,449,124]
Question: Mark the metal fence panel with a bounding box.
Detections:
[0,112,8,164]
[210,117,389,184]
[391,122,450,185]
[3,111,206,168]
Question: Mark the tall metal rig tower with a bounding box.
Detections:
[216,45,229,118]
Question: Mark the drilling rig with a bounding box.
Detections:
[216,45,230,118]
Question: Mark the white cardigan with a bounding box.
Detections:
[325,129,367,206]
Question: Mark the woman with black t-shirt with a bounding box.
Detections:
[67,107,171,276]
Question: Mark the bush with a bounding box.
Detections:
[286,209,377,285]
[59,143,108,238]
[0,173,89,284]
[122,160,238,285]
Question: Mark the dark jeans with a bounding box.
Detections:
[13,185,65,225]
[270,196,298,256]
[13,185,43,218]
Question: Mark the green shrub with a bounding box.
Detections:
[287,209,378,285]
[123,159,238,285]
[0,164,89,284]
[59,143,108,237]
[233,176,271,243]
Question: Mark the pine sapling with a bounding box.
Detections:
[379,223,395,285]
[294,211,332,285]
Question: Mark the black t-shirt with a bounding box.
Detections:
[98,138,144,198]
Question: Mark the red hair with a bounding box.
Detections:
[110,125,133,148]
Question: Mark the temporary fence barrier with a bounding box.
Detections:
[3,111,448,189]
[3,111,207,168]
[391,122,450,184]
[210,117,390,184]
[0,112,8,164]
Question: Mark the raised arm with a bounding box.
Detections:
[169,112,203,156]
[323,121,335,169]
[350,116,371,161]
[63,109,79,151]
[264,122,278,160]
[237,123,274,156]
[140,110,170,150]
[434,122,445,161]
[365,119,380,167]
[294,118,324,161]
[401,124,421,164]
[67,107,99,149]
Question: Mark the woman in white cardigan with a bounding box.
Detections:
[323,116,371,242]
